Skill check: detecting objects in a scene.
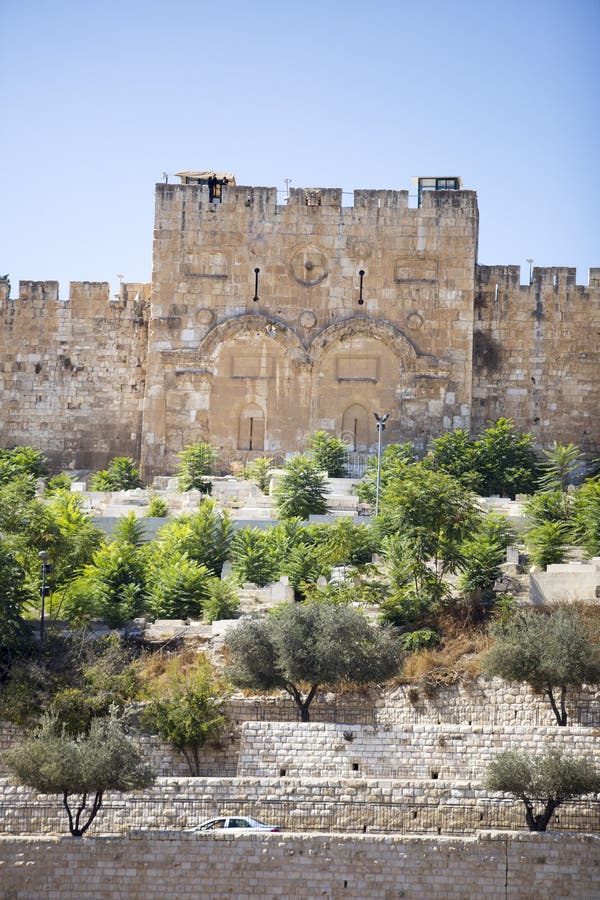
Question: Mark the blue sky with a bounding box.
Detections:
[1,0,598,298]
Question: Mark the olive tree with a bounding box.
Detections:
[225,601,402,721]
[6,708,155,836]
[485,748,600,831]
[482,608,600,725]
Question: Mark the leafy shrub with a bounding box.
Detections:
[244,457,273,494]
[146,494,169,517]
[90,457,142,491]
[526,521,570,567]
[231,527,279,587]
[399,629,440,653]
[203,578,240,624]
[572,476,600,556]
[45,473,75,495]
[0,446,48,486]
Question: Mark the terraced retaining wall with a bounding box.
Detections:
[1,831,599,899]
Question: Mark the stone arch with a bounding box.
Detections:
[237,402,265,451]
[309,317,416,450]
[198,314,311,371]
[310,317,417,371]
[202,314,313,453]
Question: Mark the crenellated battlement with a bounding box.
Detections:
[0,280,152,308]
[154,181,478,217]
[477,265,600,291]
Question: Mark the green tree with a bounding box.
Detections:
[477,512,516,550]
[6,708,154,836]
[306,430,349,477]
[473,418,539,498]
[231,527,279,587]
[309,518,378,569]
[538,441,582,492]
[0,446,48,487]
[424,429,483,491]
[177,443,215,493]
[572,476,600,556]
[113,511,147,547]
[0,541,32,678]
[524,489,573,527]
[276,455,330,520]
[482,608,600,725]
[146,493,169,517]
[379,533,444,627]
[64,541,146,627]
[202,577,240,624]
[90,457,142,491]
[226,601,401,721]
[281,541,331,601]
[485,749,600,832]
[145,548,211,620]
[141,656,228,776]
[380,464,480,601]
[38,493,104,617]
[44,473,75,495]
[526,521,570,567]
[458,535,505,602]
[357,442,416,506]
[244,457,274,494]
[155,500,232,576]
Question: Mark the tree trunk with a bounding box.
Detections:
[547,684,568,725]
[63,791,104,837]
[287,683,319,723]
[524,797,558,832]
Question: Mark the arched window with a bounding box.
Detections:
[238,404,265,451]
[341,404,370,451]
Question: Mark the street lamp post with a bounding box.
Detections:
[38,551,52,650]
[373,413,389,517]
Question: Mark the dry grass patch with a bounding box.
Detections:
[398,625,491,689]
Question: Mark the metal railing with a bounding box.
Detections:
[2,797,598,837]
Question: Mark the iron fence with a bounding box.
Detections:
[2,797,598,837]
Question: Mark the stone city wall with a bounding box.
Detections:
[0,279,150,471]
[1,831,599,899]
[472,265,600,454]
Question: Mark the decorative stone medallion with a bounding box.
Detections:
[298,310,317,329]
[406,312,424,330]
[196,307,215,326]
[289,246,328,286]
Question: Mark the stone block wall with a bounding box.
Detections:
[472,265,600,453]
[0,280,150,470]
[1,831,599,899]
[236,721,600,781]
[1,774,598,836]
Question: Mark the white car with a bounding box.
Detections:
[191,816,281,832]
